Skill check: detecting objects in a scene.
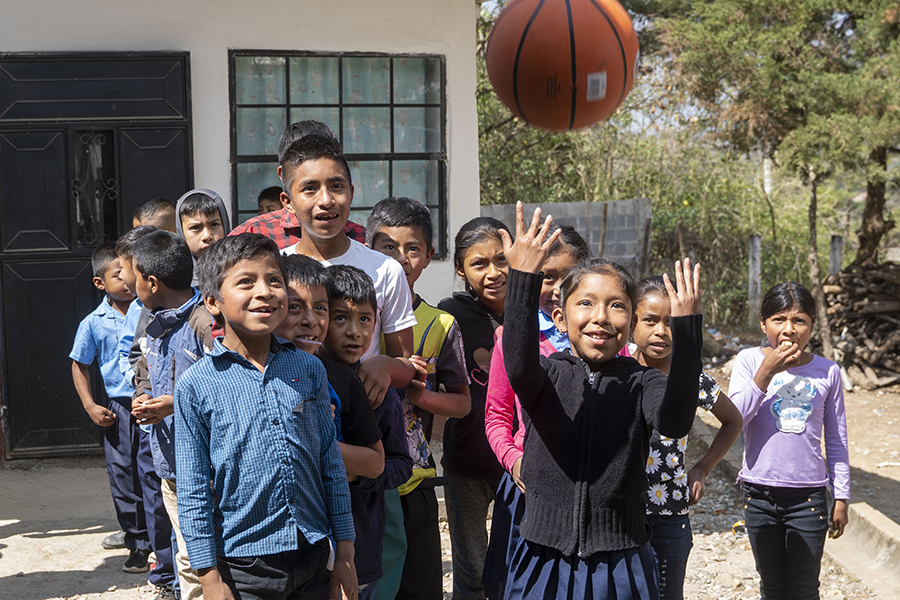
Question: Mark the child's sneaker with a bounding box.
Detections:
[153,584,177,600]
[122,548,150,573]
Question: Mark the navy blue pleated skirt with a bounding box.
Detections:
[504,534,659,600]
[485,471,527,599]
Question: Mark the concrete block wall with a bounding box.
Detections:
[481,198,652,275]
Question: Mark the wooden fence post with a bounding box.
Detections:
[749,235,761,328]
[830,235,843,276]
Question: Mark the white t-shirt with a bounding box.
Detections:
[284,239,417,361]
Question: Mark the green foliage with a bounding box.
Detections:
[476,1,898,328]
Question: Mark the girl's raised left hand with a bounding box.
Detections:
[499,201,562,274]
[665,258,702,317]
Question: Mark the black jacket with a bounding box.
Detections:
[437,292,505,483]
[503,269,702,557]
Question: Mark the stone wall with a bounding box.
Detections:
[481,198,652,275]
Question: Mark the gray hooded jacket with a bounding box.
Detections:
[175,189,231,286]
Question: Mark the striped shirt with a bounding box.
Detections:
[174,337,354,570]
[229,208,366,249]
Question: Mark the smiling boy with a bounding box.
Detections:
[175,234,357,600]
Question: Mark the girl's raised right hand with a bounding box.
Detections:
[499,201,562,274]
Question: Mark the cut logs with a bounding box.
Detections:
[824,263,900,390]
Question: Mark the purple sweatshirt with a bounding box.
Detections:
[728,348,850,499]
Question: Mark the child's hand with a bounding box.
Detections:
[687,466,705,505]
[356,359,392,409]
[665,258,702,317]
[499,201,562,274]
[87,404,117,427]
[754,340,804,391]
[830,499,849,539]
[405,355,429,406]
[330,540,358,600]
[131,394,174,424]
[511,457,526,493]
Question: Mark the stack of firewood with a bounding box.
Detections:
[824,263,900,389]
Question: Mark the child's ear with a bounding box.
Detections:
[551,305,567,333]
[630,313,638,336]
[204,294,222,318]
[759,318,766,335]
[281,191,293,212]
[424,247,435,268]
[147,275,161,294]
[277,165,283,181]
[92,276,106,291]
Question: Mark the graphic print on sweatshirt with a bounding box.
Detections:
[769,373,815,434]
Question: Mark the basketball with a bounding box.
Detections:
[485,0,640,131]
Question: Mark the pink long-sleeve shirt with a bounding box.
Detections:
[728,348,850,499]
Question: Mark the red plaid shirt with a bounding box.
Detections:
[229,209,367,250]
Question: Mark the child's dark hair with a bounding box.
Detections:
[546,225,591,262]
[453,217,510,275]
[91,242,119,278]
[280,135,352,195]
[133,197,175,224]
[178,191,223,221]
[277,120,340,164]
[131,231,194,292]
[636,275,672,306]
[366,196,433,250]
[257,186,283,205]
[283,254,329,292]
[197,234,285,301]
[761,282,817,322]
[115,225,158,259]
[325,265,377,313]
[559,258,637,313]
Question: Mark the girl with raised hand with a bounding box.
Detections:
[500,201,704,600]
[728,283,849,600]
[632,276,743,600]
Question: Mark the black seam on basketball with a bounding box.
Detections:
[513,0,547,124]
[565,0,577,130]
[588,0,628,105]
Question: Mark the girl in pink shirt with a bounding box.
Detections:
[482,226,589,600]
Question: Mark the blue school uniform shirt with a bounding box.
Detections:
[70,297,135,400]
[174,336,354,570]
[538,310,570,352]
[118,298,144,385]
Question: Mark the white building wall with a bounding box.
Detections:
[0,0,480,303]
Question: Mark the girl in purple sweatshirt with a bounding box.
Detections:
[728,282,849,600]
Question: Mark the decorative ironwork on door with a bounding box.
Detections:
[72,130,118,247]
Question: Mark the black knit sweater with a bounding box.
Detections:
[503,269,703,557]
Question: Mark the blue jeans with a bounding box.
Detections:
[647,513,692,600]
[743,483,829,600]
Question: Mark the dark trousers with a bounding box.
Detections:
[217,537,331,600]
[743,483,829,600]
[445,472,500,600]
[137,429,176,587]
[104,398,149,552]
[397,485,443,600]
[647,513,692,600]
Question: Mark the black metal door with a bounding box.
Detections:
[0,53,193,458]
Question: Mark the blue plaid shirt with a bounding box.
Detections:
[174,336,354,570]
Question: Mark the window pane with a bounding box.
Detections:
[236,108,286,156]
[392,160,439,205]
[394,107,441,153]
[343,57,390,104]
[348,209,373,232]
[348,160,389,208]
[343,107,391,153]
[429,207,444,256]
[236,162,281,212]
[235,56,286,105]
[393,57,441,104]
[290,56,340,104]
[289,107,341,138]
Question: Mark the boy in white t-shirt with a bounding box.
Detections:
[280,133,417,403]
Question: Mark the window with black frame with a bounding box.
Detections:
[230,51,447,256]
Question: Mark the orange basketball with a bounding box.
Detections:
[486,0,640,131]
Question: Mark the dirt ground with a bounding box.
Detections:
[1,383,895,600]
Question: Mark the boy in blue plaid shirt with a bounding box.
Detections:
[174,233,356,600]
